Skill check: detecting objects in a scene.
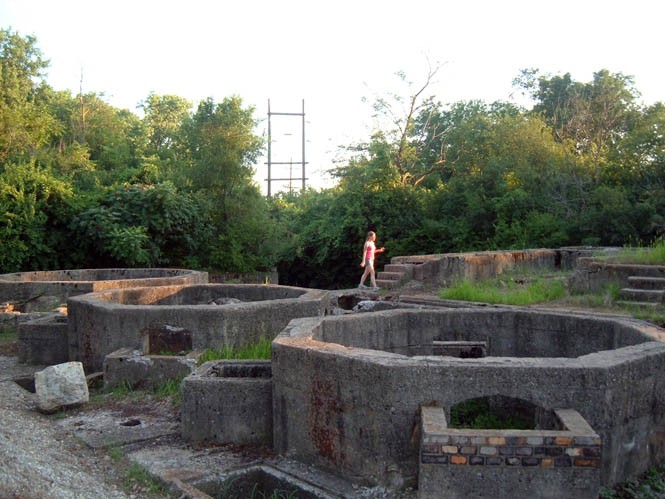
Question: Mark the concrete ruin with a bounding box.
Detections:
[419,406,601,499]
[182,360,273,446]
[377,246,602,289]
[0,268,208,312]
[67,284,330,371]
[270,308,665,497]
[4,250,665,497]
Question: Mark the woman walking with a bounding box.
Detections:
[358,231,385,290]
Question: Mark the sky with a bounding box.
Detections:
[1,0,663,193]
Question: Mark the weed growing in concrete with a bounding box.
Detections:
[106,444,123,463]
[449,398,533,430]
[198,336,272,364]
[153,377,183,405]
[123,463,167,495]
[600,459,665,497]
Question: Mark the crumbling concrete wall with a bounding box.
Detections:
[0,268,208,312]
[271,310,665,490]
[391,249,559,287]
[68,284,329,371]
[103,347,202,390]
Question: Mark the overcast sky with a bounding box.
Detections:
[2,0,663,192]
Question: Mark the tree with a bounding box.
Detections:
[0,29,56,164]
[0,161,74,271]
[515,68,639,168]
[337,67,450,187]
[140,92,191,174]
[69,183,211,268]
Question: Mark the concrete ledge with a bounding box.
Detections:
[391,249,559,286]
[181,360,273,446]
[569,258,665,294]
[0,268,208,312]
[419,406,600,498]
[103,347,203,389]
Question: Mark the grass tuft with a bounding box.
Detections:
[197,336,272,364]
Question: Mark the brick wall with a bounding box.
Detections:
[419,406,601,499]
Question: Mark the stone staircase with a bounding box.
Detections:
[376,262,417,289]
[617,275,665,308]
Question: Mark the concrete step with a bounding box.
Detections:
[615,300,662,309]
[377,271,405,281]
[384,263,415,277]
[627,276,665,290]
[618,288,665,303]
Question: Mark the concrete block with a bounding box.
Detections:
[18,313,69,365]
[181,360,272,446]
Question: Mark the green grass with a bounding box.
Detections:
[438,275,567,305]
[449,398,533,430]
[596,238,665,265]
[197,335,272,364]
[88,377,183,406]
[124,463,167,495]
[600,460,665,497]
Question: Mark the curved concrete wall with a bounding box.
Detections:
[272,309,665,488]
[0,268,208,311]
[68,284,329,371]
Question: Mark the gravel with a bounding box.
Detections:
[0,356,130,499]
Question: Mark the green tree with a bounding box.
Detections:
[0,161,74,271]
[516,68,639,167]
[181,96,270,272]
[338,68,449,188]
[69,183,211,268]
[0,29,56,164]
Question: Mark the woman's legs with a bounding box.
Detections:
[359,259,373,287]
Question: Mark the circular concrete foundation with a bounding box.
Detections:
[68,284,329,371]
[0,268,208,312]
[272,308,665,488]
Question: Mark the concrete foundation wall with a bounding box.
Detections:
[68,284,329,371]
[272,311,665,489]
[317,309,650,358]
[391,249,559,286]
[182,360,273,446]
[0,268,208,311]
[17,313,69,365]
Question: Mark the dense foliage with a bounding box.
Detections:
[1,29,663,288]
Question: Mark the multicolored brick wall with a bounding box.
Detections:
[419,406,602,498]
[420,406,601,470]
